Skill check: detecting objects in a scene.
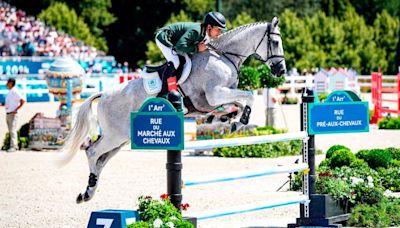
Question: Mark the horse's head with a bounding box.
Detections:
[255,17,286,77]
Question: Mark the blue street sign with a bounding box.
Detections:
[131,98,184,150]
[308,102,369,135]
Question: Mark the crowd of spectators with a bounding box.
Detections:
[0,1,139,74]
[0,1,101,59]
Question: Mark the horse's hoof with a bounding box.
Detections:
[206,115,215,123]
[83,192,91,202]
[76,193,84,204]
[231,122,243,133]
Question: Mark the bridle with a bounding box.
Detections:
[207,24,285,73]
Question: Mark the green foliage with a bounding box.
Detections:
[181,0,214,20]
[79,0,116,37]
[213,127,302,158]
[258,65,286,88]
[227,12,256,30]
[238,66,259,90]
[357,149,393,169]
[2,123,30,151]
[349,158,370,170]
[329,149,356,168]
[326,144,351,159]
[127,195,193,228]
[378,117,400,129]
[386,147,400,160]
[317,92,329,102]
[38,2,105,51]
[377,166,400,192]
[348,202,391,227]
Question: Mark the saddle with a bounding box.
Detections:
[142,55,186,98]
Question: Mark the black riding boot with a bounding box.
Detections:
[161,62,177,93]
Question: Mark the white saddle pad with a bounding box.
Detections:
[142,70,162,95]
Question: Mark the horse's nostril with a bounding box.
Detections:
[279,69,286,76]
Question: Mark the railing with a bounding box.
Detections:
[280,75,399,96]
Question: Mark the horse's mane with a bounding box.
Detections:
[211,22,270,49]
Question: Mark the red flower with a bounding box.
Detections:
[160,193,169,200]
[180,203,190,211]
[351,191,356,196]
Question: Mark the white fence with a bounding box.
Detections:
[280,75,399,97]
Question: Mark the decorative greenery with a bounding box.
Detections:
[1,123,30,151]
[238,66,260,90]
[212,126,302,158]
[258,64,286,88]
[348,198,400,227]
[128,195,193,228]
[378,117,400,129]
[326,144,351,159]
[329,149,356,168]
[356,149,393,169]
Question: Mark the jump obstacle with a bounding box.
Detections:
[162,89,343,227]
[371,72,400,123]
[89,89,369,227]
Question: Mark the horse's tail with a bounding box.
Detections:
[56,93,101,167]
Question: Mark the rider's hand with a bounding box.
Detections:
[197,42,207,52]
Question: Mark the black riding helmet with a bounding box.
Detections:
[204,12,226,29]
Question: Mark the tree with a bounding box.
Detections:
[38,2,98,49]
[373,10,400,74]
[79,0,117,50]
[279,10,323,71]
[339,6,383,74]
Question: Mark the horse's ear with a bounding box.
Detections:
[271,17,279,28]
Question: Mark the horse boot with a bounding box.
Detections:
[239,105,252,125]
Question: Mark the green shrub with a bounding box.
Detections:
[348,199,400,227]
[386,147,400,160]
[1,123,30,151]
[359,187,384,205]
[378,117,400,129]
[378,166,400,192]
[326,145,351,159]
[318,159,331,168]
[391,159,400,168]
[213,127,302,158]
[329,149,356,168]
[361,149,393,169]
[350,159,369,170]
[356,149,370,160]
[348,203,391,227]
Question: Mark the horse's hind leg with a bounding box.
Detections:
[76,135,126,203]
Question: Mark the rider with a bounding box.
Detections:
[155,11,226,91]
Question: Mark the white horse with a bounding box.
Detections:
[59,17,286,203]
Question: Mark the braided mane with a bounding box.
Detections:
[210,22,269,49]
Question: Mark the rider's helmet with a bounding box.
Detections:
[204,12,226,29]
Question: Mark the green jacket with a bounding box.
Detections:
[156,22,206,54]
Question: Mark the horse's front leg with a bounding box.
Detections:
[205,86,254,129]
